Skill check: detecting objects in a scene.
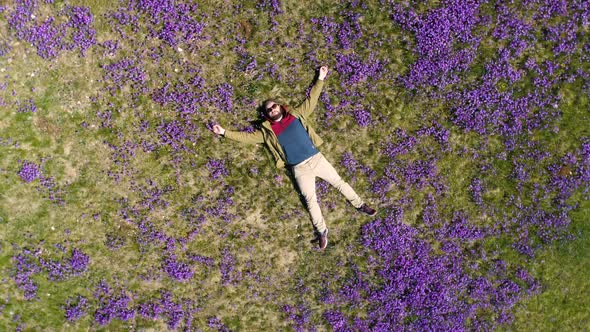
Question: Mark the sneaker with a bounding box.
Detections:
[319,229,328,250]
[357,203,377,216]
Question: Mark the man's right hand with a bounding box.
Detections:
[212,124,225,136]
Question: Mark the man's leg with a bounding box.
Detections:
[315,153,364,209]
[293,164,327,234]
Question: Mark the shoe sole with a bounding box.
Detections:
[358,205,377,217]
[361,210,377,217]
[319,230,328,250]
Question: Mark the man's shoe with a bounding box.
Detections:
[319,229,328,250]
[357,203,377,216]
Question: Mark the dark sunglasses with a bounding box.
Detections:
[266,103,280,113]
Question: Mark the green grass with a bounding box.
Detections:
[506,201,590,331]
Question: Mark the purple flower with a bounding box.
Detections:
[353,109,371,127]
[469,178,484,206]
[138,301,164,320]
[157,120,187,150]
[12,250,41,300]
[220,248,241,286]
[0,42,11,56]
[94,284,135,325]
[162,255,194,281]
[206,158,229,180]
[18,161,40,182]
[334,52,385,85]
[69,248,90,274]
[208,316,231,332]
[63,295,88,322]
[6,1,97,59]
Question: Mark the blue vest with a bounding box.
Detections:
[276,119,319,166]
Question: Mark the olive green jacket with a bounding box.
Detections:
[223,80,325,169]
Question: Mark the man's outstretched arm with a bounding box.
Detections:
[211,124,264,145]
[294,66,328,118]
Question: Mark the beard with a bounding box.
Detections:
[266,106,283,121]
[268,111,283,121]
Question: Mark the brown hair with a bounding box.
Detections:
[259,99,289,119]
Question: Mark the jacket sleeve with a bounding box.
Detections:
[224,129,264,145]
[293,79,325,118]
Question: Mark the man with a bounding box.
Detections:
[210,66,376,250]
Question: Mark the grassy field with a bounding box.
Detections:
[0,0,589,330]
[507,201,590,331]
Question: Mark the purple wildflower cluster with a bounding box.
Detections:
[548,143,590,203]
[388,0,589,138]
[340,151,376,183]
[334,52,385,86]
[39,247,90,281]
[131,179,173,211]
[18,160,40,182]
[93,281,135,325]
[68,248,90,274]
[18,161,65,205]
[319,143,590,325]
[192,185,236,224]
[220,247,242,286]
[352,108,371,127]
[137,290,199,329]
[81,7,242,288]
[162,255,194,281]
[315,208,532,330]
[12,314,25,332]
[150,72,208,114]
[468,177,484,206]
[235,49,258,75]
[12,248,41,300]
[104,232,126,250]
[104,140,138,181]
[5,0,97,59]
[213,83,234,112]
[101,57,147,96]
[108,0,205,47]
[305,1,391,127]
[283,304,315,332]
[63,281,203,329]
[208,316,231,331]
[157,119,187,150]
[366,125,452,200]
[0,41,11,56]
[11,245,90,300]
[38,174,66,205]
[62,6,96,56]
[63,295,88,322]
[206,158,230,180]
[257,0,283,30]
[98,39,119,57]
[417,121,450,148]
[308,1,588,323]
[16,98,37,113]
[311,2,365,50]
[390,0,481,91]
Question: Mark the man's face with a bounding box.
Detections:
[265,101,282,121]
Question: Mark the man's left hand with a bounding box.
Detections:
[318,66,328,80]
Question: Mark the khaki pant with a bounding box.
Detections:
[292,153,364,234]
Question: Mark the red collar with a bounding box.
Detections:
[269,112,296,136]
